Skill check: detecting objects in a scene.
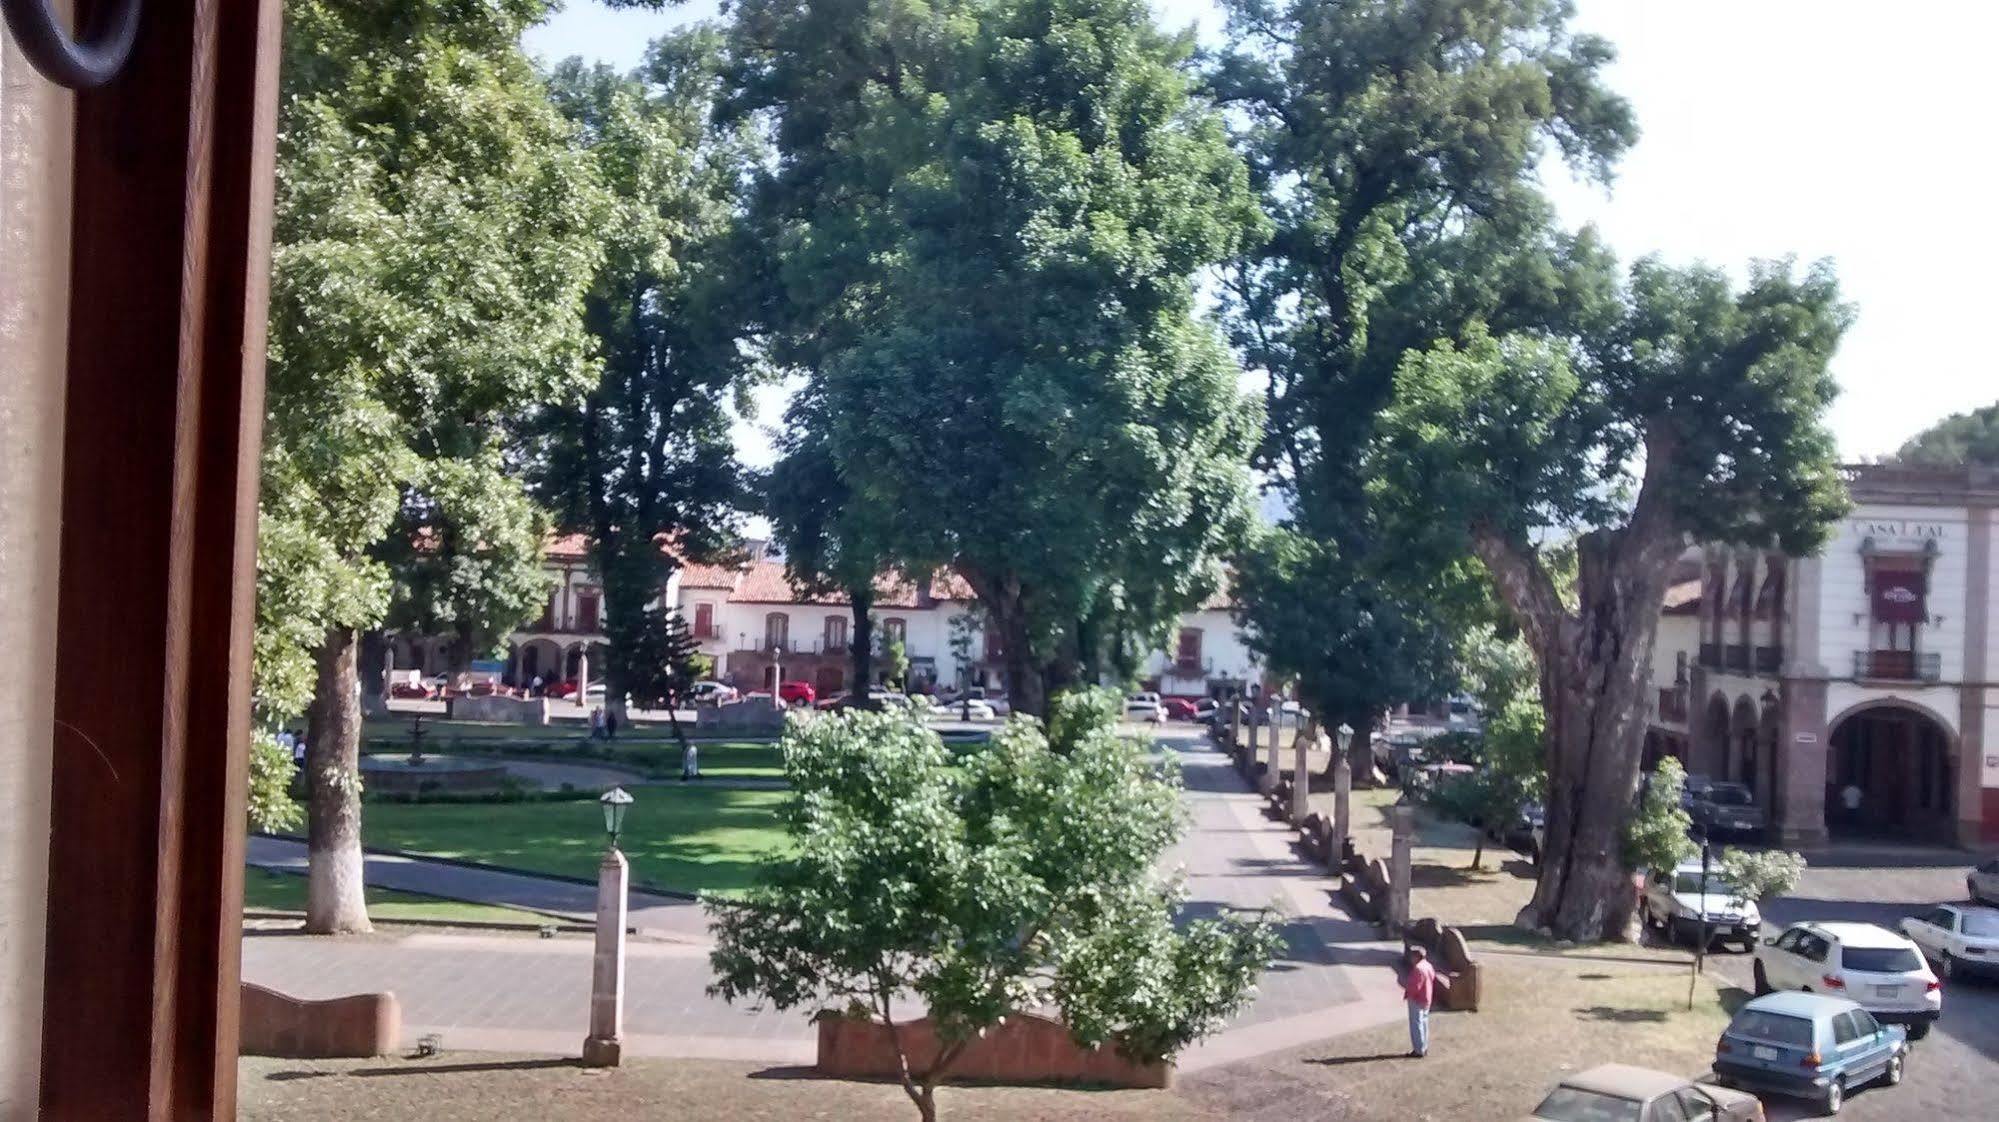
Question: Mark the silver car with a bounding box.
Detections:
[1969,857,1999,906]
[1526,1063,1761,1122]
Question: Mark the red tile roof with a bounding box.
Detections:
[723,561,951,608]
[544,533,593,562]
[678,562,741,591]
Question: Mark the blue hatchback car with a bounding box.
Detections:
[1713,991,1908,1115]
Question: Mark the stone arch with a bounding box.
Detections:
[1729,694,1760,797]
[1700,692,1731,779]
[1826,699,1959,844]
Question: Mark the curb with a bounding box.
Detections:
[241,907,596,935]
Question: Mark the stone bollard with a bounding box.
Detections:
[582,847,629,1066]
[1332,753,1352,875]
[1228,699,1242,759]
[1289,725,1313,825]
[1388,804,1414,934]
[1261,706,1281,793]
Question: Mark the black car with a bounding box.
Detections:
[1689,781,1766,837]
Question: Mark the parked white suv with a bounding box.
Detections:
[1753,922,1940,1039]
[1899,904,1999,982]
[1641,860,1762,950]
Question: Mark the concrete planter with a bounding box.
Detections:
[815,1011,1171,1089]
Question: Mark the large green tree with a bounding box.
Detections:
[260,0,604,933]
[1212,0,1634,737]
[1372,259,1852,941]
[537,32,758,721]
[734,0,1263,717]
[1895,401,1999,466]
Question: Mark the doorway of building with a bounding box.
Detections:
[1827,705,1957,843]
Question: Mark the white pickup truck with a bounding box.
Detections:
[1639,860,1762,950]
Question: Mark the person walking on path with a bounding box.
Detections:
[1402,945,1436,1058]
[590,707,605,739]
[605,708,619,740]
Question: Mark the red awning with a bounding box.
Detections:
[1872,570,1926,623]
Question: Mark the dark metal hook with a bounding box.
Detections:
[2,0,142,89]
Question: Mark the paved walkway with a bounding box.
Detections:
[245,836,712,940]
[240,733,1403,1066]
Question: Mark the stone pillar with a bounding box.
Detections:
[582,847,628,1067]
[1776,678,1829,848]
[1333,753,1353,874]
[1290,725,1313,825]
[1227,694,1242,756]
[1960,507,1991,848]
[1260,703,1281,793]
[1388,804,1415,933]
[575,649,591,708]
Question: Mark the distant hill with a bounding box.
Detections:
[1894,401,1999,466]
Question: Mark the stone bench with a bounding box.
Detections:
[1404,918,1483,1012]
[239,983,400,1058]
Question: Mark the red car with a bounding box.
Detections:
[545,678,579,699]
[1162,697,1199,721]
[778,680,816,706]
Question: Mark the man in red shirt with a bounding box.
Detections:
[1403,945,1436,1058]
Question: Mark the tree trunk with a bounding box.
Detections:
[849,583,875,704]
[993,598,1045,720]
[1318,709,1378,786]
[1476,516,1680,944]
[306,627,371,934]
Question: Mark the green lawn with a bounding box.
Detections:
[361,719,785,779]
[361,787,790,899]
[242,867,547,926]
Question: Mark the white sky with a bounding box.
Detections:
[526,0,1999,464]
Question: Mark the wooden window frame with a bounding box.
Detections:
[36,1,283,1115]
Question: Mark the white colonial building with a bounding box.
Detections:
[1647,464,1999,849]
[392,534,1264,703]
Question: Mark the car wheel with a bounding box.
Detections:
[1908,1022,1930,1041]
[1936,952,1956,982]
[1883,1050,1905,1086]
[1752,961,1771,996]
[1823,1076,1844,1115]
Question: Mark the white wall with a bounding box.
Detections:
[1812,505,1971,681]
[1139,608,1255,693]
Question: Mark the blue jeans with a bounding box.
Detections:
[1407,1000,1430,1056]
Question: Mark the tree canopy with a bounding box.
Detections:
[736,0,1264,715]
[260,0,606,930]
[1895,401,1999,466]
[1210,0,1635,737]
[537,30,759,716]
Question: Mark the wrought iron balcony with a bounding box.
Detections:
[1853,650,1941,682]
